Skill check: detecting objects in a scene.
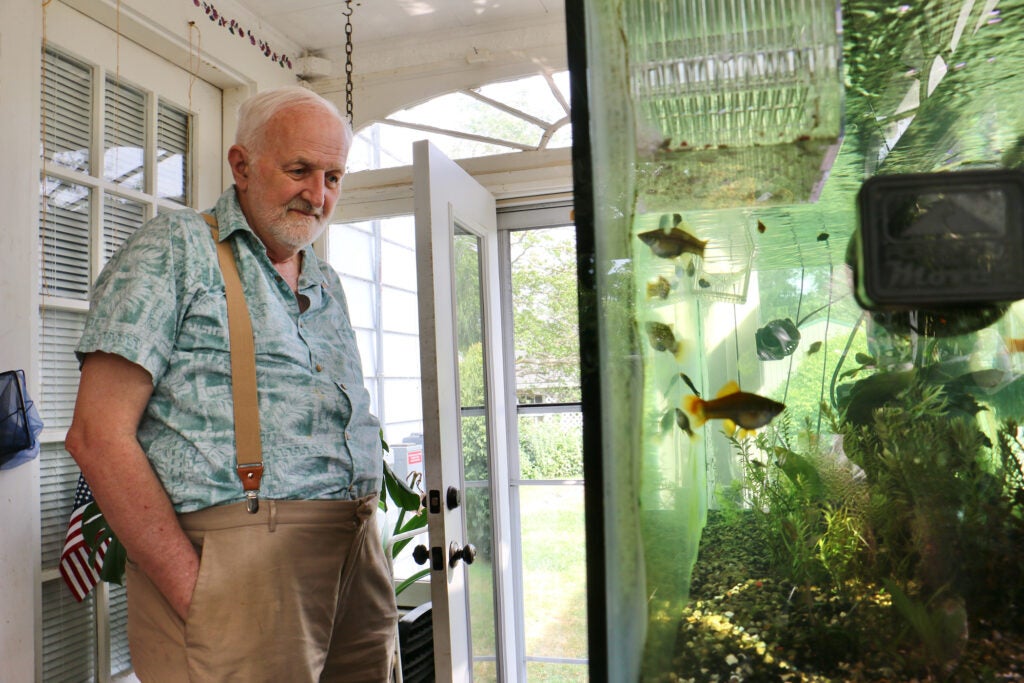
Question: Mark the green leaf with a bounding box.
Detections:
[99,537,127,585]
[81,502,109,550]
[80,501,128,586]
[383,460,422,511]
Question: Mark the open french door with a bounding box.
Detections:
[413,140,518,681]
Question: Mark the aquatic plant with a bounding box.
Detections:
[839,380,1024,618]
[716,372,1024,677]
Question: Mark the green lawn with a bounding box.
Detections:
[467,484,588,681]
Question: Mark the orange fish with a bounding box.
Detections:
[682,381,785,438]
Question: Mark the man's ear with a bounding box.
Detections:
[228,145,250,188]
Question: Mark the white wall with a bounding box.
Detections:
[0,1,44,678]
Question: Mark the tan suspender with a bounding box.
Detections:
[202,213,264,513]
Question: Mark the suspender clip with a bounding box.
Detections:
[237,462,264,515]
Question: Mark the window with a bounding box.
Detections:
[38,29,218,680]
[328,215,428,592]
[347,71,572,172]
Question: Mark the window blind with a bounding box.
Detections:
[40,178,91,300]
[41,49,91,174]
[157,100,191,205]
[104,78,146,191]
[103,192,145,260]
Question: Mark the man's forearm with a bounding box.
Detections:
[70,438,199,620]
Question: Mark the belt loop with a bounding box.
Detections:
[268,500,278,532]
[356,494,377,522]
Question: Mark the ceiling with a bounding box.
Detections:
[234,0,564,53]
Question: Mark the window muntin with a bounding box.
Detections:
[348,70,573,172]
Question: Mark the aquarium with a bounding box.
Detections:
[572,0,1024,680]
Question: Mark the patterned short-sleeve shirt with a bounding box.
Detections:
[76,187,382,512]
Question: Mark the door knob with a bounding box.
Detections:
[446,486,460,510]
[412,544,430,566]
[449,541,477,568]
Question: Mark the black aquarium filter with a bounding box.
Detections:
[853,169,1024,310]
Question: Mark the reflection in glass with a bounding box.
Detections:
[104,78,145,191]
[40,177,91,300]
[102,193,145,260]
[157,102,191,205]
[41,48,91,174]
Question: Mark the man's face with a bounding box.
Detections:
[232,104,348,255]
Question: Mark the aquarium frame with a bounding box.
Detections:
[566,0,609,680]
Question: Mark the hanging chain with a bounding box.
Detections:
[343,0,355,124]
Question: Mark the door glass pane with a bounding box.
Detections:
[466,482,496,680]
[454,226,498,680]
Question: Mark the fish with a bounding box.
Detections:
[682,381,785,438]
[807,341,823,355]
[638,215,707,259]
[674,408,694,436]
[697,278,711,289]
[685,259,697,278]
[680,372,701,398]
[644,321,685,360]
[817,232,830,242]
[646,276,672,299]
[757,220,767,234]
[1007,338,1024,353]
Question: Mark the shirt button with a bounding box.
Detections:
[315,364,323,372]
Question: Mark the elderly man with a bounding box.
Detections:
[66,86,397,682]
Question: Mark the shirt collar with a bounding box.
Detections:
[209,186,330,291]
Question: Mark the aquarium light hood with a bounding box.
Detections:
[627,0,845,212]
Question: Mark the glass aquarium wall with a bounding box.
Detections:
[572,0,1024,680]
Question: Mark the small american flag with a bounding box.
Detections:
[59,474,109,601]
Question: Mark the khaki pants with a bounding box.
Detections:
[127,495,398,682]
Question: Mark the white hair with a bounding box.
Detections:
[235,86,352,155]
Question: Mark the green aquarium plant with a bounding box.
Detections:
[696,372,1024,679]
